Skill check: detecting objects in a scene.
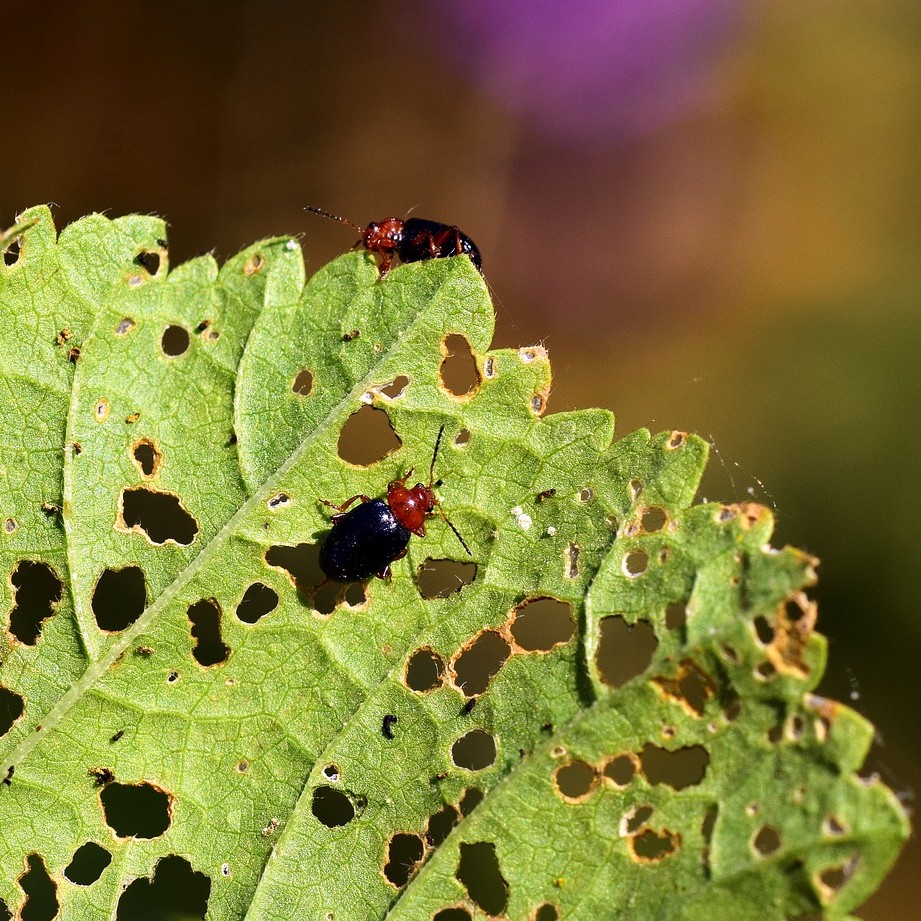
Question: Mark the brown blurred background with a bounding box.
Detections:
[3,1,918,914]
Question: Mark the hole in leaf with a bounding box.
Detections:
[119,486,198,545]
[0,686,25,736]
[64,841,112,885]
[535,905,559,921]
[236,583,279,624]
[344,582,366,606]
[338,405,401,466]
[89,767,115,786]
[451,730,497,771]
[313,582,346,616]
[92,566,147,632]
[641,507,667,532]
[292,369,314,396]
[453,429,470,446]
[603,753,637,787]
[244,252,265,275]
[312,786,358,826]
[187,599,230,666]
[665,601,687,630]
[433,909,471,921]
[510,597,574,651]
[100,782,172,838]
[595,616,658,689]
[456,842,508,915]
[405,648,445,692]
[265,542,324,592]
[415,559,478,599]
[440,334,480,397]
[452,631,511,696]
[755,661,777,681]
[624,805,654,834]
[639,744,709,790]
[18,853,58,921]
[752,825,782,857]
[382,714,398,739]
[554,760,597,799]
[459,788,483,816]
[134,251,161,274]
[623,549,649,576]
[132,440,161,479]
[4,237,22,268]
[630,829,680,862]
[679,670,712,715]
[384,833,425,887]
[161,324,190,357]
[817,860,856,897]
[379,375,409,399]
[8,561,62,645]
[426,804,459,846]
[652,661,716,717]
[115,854,211,921]
[753,615,774,645]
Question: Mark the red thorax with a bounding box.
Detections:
[362,218,404,256]
[387,480,435,536]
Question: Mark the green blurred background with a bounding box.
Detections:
[2,1,917,915]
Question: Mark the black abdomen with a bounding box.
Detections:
[319,499,411,582]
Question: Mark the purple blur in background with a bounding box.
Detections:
[430,0,750,141]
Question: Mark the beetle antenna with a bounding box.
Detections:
[428,424,446,486]
[428,424,472,556]
[304,205,364,234]
[435,500,473,557]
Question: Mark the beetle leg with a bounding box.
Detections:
[377,545,408,580]
[378,253,393,276]
[411,523,426,538]
[322,495,371,521]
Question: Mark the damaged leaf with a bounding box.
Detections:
[0,209,907,920]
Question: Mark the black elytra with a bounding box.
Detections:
[318,499,410,583]
[399,218,482,272]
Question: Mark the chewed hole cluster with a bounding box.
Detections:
[402,597,575,702]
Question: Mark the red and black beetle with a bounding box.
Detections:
[318,426,471,582]
[305,207,482,276]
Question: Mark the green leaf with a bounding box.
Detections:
[0,210,907,920]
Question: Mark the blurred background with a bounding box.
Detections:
[2,1,918,914]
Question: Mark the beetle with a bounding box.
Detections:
[305,207,482,276]
[318,425,471,582]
